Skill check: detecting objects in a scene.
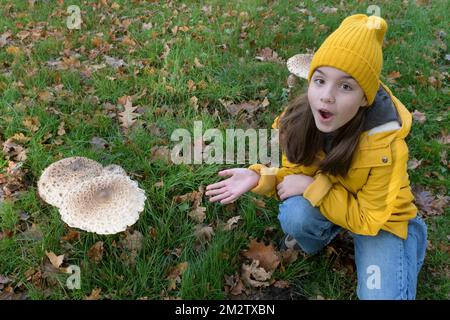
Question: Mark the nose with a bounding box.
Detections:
[320,86,335,104]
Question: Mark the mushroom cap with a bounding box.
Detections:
[102,164,127,176]
[38,157,103,208]
[286,53,314,79]
[59,174,146,235]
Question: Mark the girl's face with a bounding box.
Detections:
[307,66,368,133]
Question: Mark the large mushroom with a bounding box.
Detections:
[102,164,127,176]
[286,53,314,79]
[59,174,146,235]
[38,157,103,208]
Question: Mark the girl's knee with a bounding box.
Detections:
[278,195,327,236]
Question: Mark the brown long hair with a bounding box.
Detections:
[279,90,367,177]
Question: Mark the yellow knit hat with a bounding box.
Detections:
[307,14,388,105]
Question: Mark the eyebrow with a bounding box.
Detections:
[314,69,355,80]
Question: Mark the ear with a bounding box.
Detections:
[360,95,369,107]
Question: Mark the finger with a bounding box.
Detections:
[206,181,226,190]
[218,169,233,176]
[220,194,236,204]
[209,191,231,203]
[205,187,227,197]
[276,182,283,191]
[278,192,286,201]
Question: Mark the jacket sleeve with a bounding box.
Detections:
[248,110,308,200]
[303,139,409,236]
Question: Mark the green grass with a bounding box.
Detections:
[0,0,448,300]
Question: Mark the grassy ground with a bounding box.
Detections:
[0,0,448,300]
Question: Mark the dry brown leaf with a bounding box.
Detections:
[150,145,171,163]
[194,57,204,68]
[273,280,290,288]
[23,116,40,132]
[224,274,245,295]
[223,215,241,231]
[87,241,104,263]
[241,260,272,288]
[45,251,64,269]
[166,262,189,291]
[119,230,143,266]
[57,121,66,136]
[6,46,20,55]
[85,288,102,300]
[407,158,422,170]
[242,239,280,272]
[194,224,215,245]
[280,248,299,265]
[255,47,284,63]
[412,186,449,216]
[387,71,402,83]
[118,96,140,129]
[189,206,206,223]
[412,110,426,124]
[219,99,266,116]
[60,229,80,242]
[2,138,27,161]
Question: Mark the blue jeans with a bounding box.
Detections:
[278,195,428,300]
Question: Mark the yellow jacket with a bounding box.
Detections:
[248,83,417,239]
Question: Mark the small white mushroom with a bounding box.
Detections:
[102,164,127,176]
[286,53,314,79]
[38,157,103,208]
[59,174,146,235]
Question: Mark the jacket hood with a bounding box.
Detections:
[358,81,412,149]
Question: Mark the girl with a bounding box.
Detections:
[205,14,427,300]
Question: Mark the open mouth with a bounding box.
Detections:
[318,109,334,120]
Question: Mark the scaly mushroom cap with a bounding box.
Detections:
[102,164,127,176]
[286,53,314,79]
[38,157,103,208]
[59,174,146,235]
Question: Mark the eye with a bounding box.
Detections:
[314,78,325,85]
[341,83,353,91]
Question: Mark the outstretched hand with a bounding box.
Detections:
[205,168,260,204]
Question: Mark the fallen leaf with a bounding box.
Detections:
[60,229,80,242]
[320,6,338,14]
[412,187,449,216]
[412,110,426,124]
[387,71,402,83]
[408,158,422,170]
[273,280,290,288]
[241,260,272,288]
[242,239,280,272]
[255,47,284,63]
[189,206,206,223]
[194,57,204,68]
[2,138,27,161]
[224,274,245,295]
[90,137,109,150]
[57,121,65,136]
[280,248,299,265]
[23,116,40,132]
[6,46,21,55]
[166,262,189,291]
[118,96,140,130]
[223,215,241,231]
[104,55,127,69]
[119,230,143,266]
[85,288,102,300]
[45,251,64,269]
[87,241,104,263]
[194,224,215,246]
[150,145,171,163]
